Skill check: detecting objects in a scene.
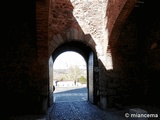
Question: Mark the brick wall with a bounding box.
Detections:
[105,1,160,108]
[0,1,39,116]
[1,0,160,118]
[48,0,107,55]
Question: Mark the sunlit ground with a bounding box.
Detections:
[53,86,88,102]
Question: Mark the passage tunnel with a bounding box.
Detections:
[48,41,99,107]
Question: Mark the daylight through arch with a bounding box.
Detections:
[53,51,88,102]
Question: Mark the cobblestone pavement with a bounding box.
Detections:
[48,86,127,120]
[48,101,126,120]
[8,86,160,120]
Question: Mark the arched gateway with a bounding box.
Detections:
[48,41,99,107]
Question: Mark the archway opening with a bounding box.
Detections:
[53,51,88,102]
[48,41,97,106]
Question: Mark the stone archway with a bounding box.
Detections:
[36,0,140,112]
[48,41,99,106]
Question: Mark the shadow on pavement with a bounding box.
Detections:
[53,87,88,102]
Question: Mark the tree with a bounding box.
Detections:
[53,64,86,82]
[67,65,82,81]
[78,76,86,84]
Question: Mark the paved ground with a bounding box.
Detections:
[47,86,127,120]
[53,86,88,102]
[7,86,160,120]
[48,101,126,120]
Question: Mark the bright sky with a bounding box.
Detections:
[53,51,86,69]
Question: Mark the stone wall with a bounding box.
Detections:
[106,10,141,107]
[105,1,160,108]
[48,0,140,109]
[36,0,50,114]
[0,1,40,117]
[48,0,109,109]
[1,0,160,118]
[48,0,107,55]
[140,1,160,105]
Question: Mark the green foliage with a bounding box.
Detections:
[78,76,86,84]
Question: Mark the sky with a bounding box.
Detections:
[53,51,86,69]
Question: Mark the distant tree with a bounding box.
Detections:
[53,65,86,82]
[60,78,63,81]
[67,65,82,81]
[78,76,86,84]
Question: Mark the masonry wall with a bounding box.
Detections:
[1,0,160,118]
[0,1,44,117]
[45,0,160,110]
[48,0,108,109]
[138,1,160,106]
[36,0,50,114]
[106,10,142,107]
[48,0,107,54]
[105,1,160,108]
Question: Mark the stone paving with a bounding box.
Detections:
[47,86,127,120]
[48,101,126,120]
[8,86,160,120]
[53,86,88,102]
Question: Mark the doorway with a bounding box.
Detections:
[48,41,98,107]
[53,51,88,102]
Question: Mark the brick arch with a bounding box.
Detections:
[107,0,137,47]
[48,28,96,56]
[51,41,94,62]
[48,40,98,106]
[48,0,98,57]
